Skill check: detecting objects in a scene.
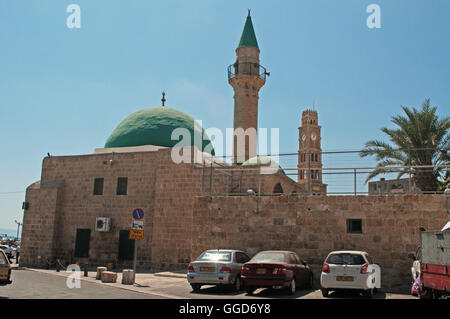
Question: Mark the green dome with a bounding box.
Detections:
[105,106,215,155]
[242,156,279,167]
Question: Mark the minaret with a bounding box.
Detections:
[298,109,327,194]
[228,11,268,164]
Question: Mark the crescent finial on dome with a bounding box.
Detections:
[161,91,166,106]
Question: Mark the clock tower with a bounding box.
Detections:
[297,109,327,194]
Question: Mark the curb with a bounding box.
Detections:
[154,272,187,279]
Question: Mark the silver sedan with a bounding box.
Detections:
[187,249,251,292]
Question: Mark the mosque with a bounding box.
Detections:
[20,13,327,269]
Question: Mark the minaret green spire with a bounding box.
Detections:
[238,10,259,49]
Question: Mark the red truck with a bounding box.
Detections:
[417,224,450,299]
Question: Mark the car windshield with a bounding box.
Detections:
[197,251,232,262]
[326,253,366,265]
[251,252,286,263]
[0,252,7,265]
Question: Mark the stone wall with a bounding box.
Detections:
[21,145,449,291]
[151,151,203,270]
[21,181,61,266]
[191,194,449,290]
[21,148,201,270]
[22,146,308,270]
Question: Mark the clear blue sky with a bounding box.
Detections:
[0,0,449,231]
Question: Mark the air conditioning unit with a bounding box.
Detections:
[95,217,111,232]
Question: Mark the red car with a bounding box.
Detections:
[241,250,313,295]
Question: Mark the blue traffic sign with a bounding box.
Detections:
[132,208,144,220]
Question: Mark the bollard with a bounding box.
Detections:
[96,266,107,280]
[122,269,135,285]
[101,271,117,283]
[84,264,88,277]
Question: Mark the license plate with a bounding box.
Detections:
[336,276,354,281]
[256,268,267,274]
[200,267,215,272]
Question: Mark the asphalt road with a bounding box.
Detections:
[0,269,165,299]
[0,268,416,299]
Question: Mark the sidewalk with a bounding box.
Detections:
[12,263,188,299]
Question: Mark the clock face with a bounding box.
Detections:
[311,133,317,141]
[302,134,306,141]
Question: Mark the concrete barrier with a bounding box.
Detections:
[101,271,117,283]
[122,269,135,285]
[96,266,107,280]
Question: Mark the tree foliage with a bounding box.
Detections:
[360,99,450,192]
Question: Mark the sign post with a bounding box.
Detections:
[129,208,144,273]
[133,240,138,273]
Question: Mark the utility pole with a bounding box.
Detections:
[133,240,138,272]
[14,220,22,241]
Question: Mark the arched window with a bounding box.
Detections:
[273,183,284,194]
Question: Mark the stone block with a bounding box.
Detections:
[96,266,107,280]
[101,271,117,283]
[122,269,135,285]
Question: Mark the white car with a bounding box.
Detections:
[320,250,381,298]
[0,245,12,259]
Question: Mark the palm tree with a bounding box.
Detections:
[360,99,450,192]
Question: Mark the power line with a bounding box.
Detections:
[0,191,25,195]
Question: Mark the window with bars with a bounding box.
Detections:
[93,178,104,195]
[117,177,128,195]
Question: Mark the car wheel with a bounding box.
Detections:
[419,287,433,299]
[288,278,296,295]
[191,284,201,292]
[245,287,256,295]
[321,288,329,297]
[233,276,241,292]
[363,288,374,298]
[306,274,313,289]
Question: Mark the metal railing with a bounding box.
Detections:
[195,149,449,196]
[227,62,268,80]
